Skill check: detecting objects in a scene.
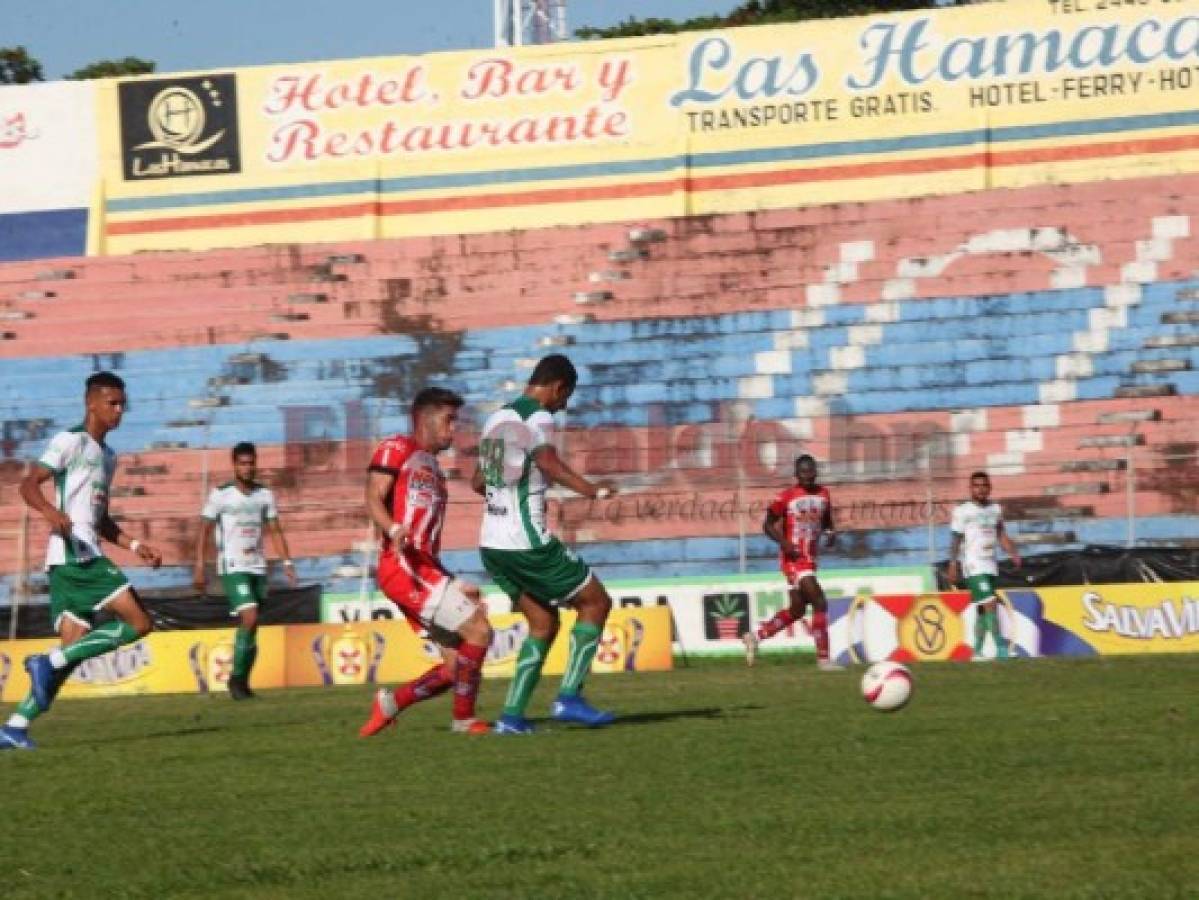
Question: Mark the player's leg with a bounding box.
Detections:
[222,574,260,699]
[230,604,259,700]
[361,643,455,737]
[495,594,558,734]
[1,616,89,750]
[801,577,840,670]
[551,572,615,726]
[360,562,455,736]
[967,576,1003,658]
[753,581,807,645]
[428,578,493,734]
[25,562,150,709]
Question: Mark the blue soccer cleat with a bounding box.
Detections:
[24,654,57,712]
[0,725,36,751]
[493,714,536,735]
[551,695,615,727]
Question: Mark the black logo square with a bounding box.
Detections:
[118,74,241,180]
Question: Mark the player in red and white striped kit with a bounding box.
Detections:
[359,387,493,736]
[743,455,842,670]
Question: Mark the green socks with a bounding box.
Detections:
[62,621,140,666]
[559,622,603,698]
[502,636,548,718]
[233,628,258,682]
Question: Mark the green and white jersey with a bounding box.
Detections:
[478,396,556,550]
[202,482,278,575]
[37,426,117,568]
[950,500,1004,578]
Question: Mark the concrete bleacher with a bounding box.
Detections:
[1,170,1197,605]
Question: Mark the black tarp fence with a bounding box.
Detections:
[936,545,1199,590]
[0,583,322,639]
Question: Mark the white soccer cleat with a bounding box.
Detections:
[817,659,845,672]
[742,632,758,667]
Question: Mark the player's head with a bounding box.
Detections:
[527,354,578,413]
[232,441,257,482]
[411,386,464,452]
[969,470,991,503]
[795,454,818,487]
[84,371,127,432]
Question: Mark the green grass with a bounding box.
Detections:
[2,655,1197,899]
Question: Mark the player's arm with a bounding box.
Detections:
[366,469,407,545]
[267,518,297,586]
[997,521,1022,569]
[19,464,72,533]
[822,498,836,549]
[531,444,614,499]
[194,518,214,590]
[98,512,162,567]
[763,509,799,559]
[470,463,486,496]
[947,532,964,586]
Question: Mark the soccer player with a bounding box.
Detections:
[471,354,618,735]
[193,442,296,700]
[948,471,1022,660]
[743,454,840,670]
[358,387,494,736]
[1,372,163,751]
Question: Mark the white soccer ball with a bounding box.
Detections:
[860,661,913,712]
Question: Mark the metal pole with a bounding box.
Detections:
[1125,425,1136,548]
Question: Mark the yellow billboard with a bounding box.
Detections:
[0,606,672,701]
[1034,582,1199,656]
[92,0,1199,254]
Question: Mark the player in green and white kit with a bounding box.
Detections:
[948,471,1022,660]
[471,354,618,734]
[193,442,295,700]
[2,372,163,751]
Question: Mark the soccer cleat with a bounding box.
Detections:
[817,659,846,672]
[450,718,491,735]
[493,714,535,735]
[551,695,615,727]
[228,678,257,701]
[359,689,398,737]
[742,632,758,667]
[24,654,56,712]
[0,725,35,751]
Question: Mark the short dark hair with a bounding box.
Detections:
[795,454,817,468]
[232,441,257,460]
[970,470,990,482]
[85,371,125,394]
[528,354,578,390]
[412,386,464,420]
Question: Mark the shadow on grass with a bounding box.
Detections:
[532,704,764,730]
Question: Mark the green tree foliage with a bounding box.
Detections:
[576,0,962,39]
[66,57,156,80]
[0,46,45,85]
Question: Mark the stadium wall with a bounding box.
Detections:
[0,0,1197,620]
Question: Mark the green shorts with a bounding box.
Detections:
[220,573,268,616]
[49,556,131,630]
[966,574,998,605]
[481,539,592,607]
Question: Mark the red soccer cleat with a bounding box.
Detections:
[450,718,491,735]
[359,689,398,738]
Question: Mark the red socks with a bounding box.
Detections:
[452,642,488,721]
[756,608,797,641]
[811,611,830,661]
[394,663,452,710]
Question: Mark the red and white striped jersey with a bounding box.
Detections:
[369,435,448,557]
[768,484,833,560]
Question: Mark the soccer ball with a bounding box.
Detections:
[860,661,913,712]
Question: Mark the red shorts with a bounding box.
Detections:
[781,556,818,586]
[377,548,453,631]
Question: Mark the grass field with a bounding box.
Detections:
[1,654,1197,899]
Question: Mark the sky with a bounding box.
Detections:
[7,1,735,80]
